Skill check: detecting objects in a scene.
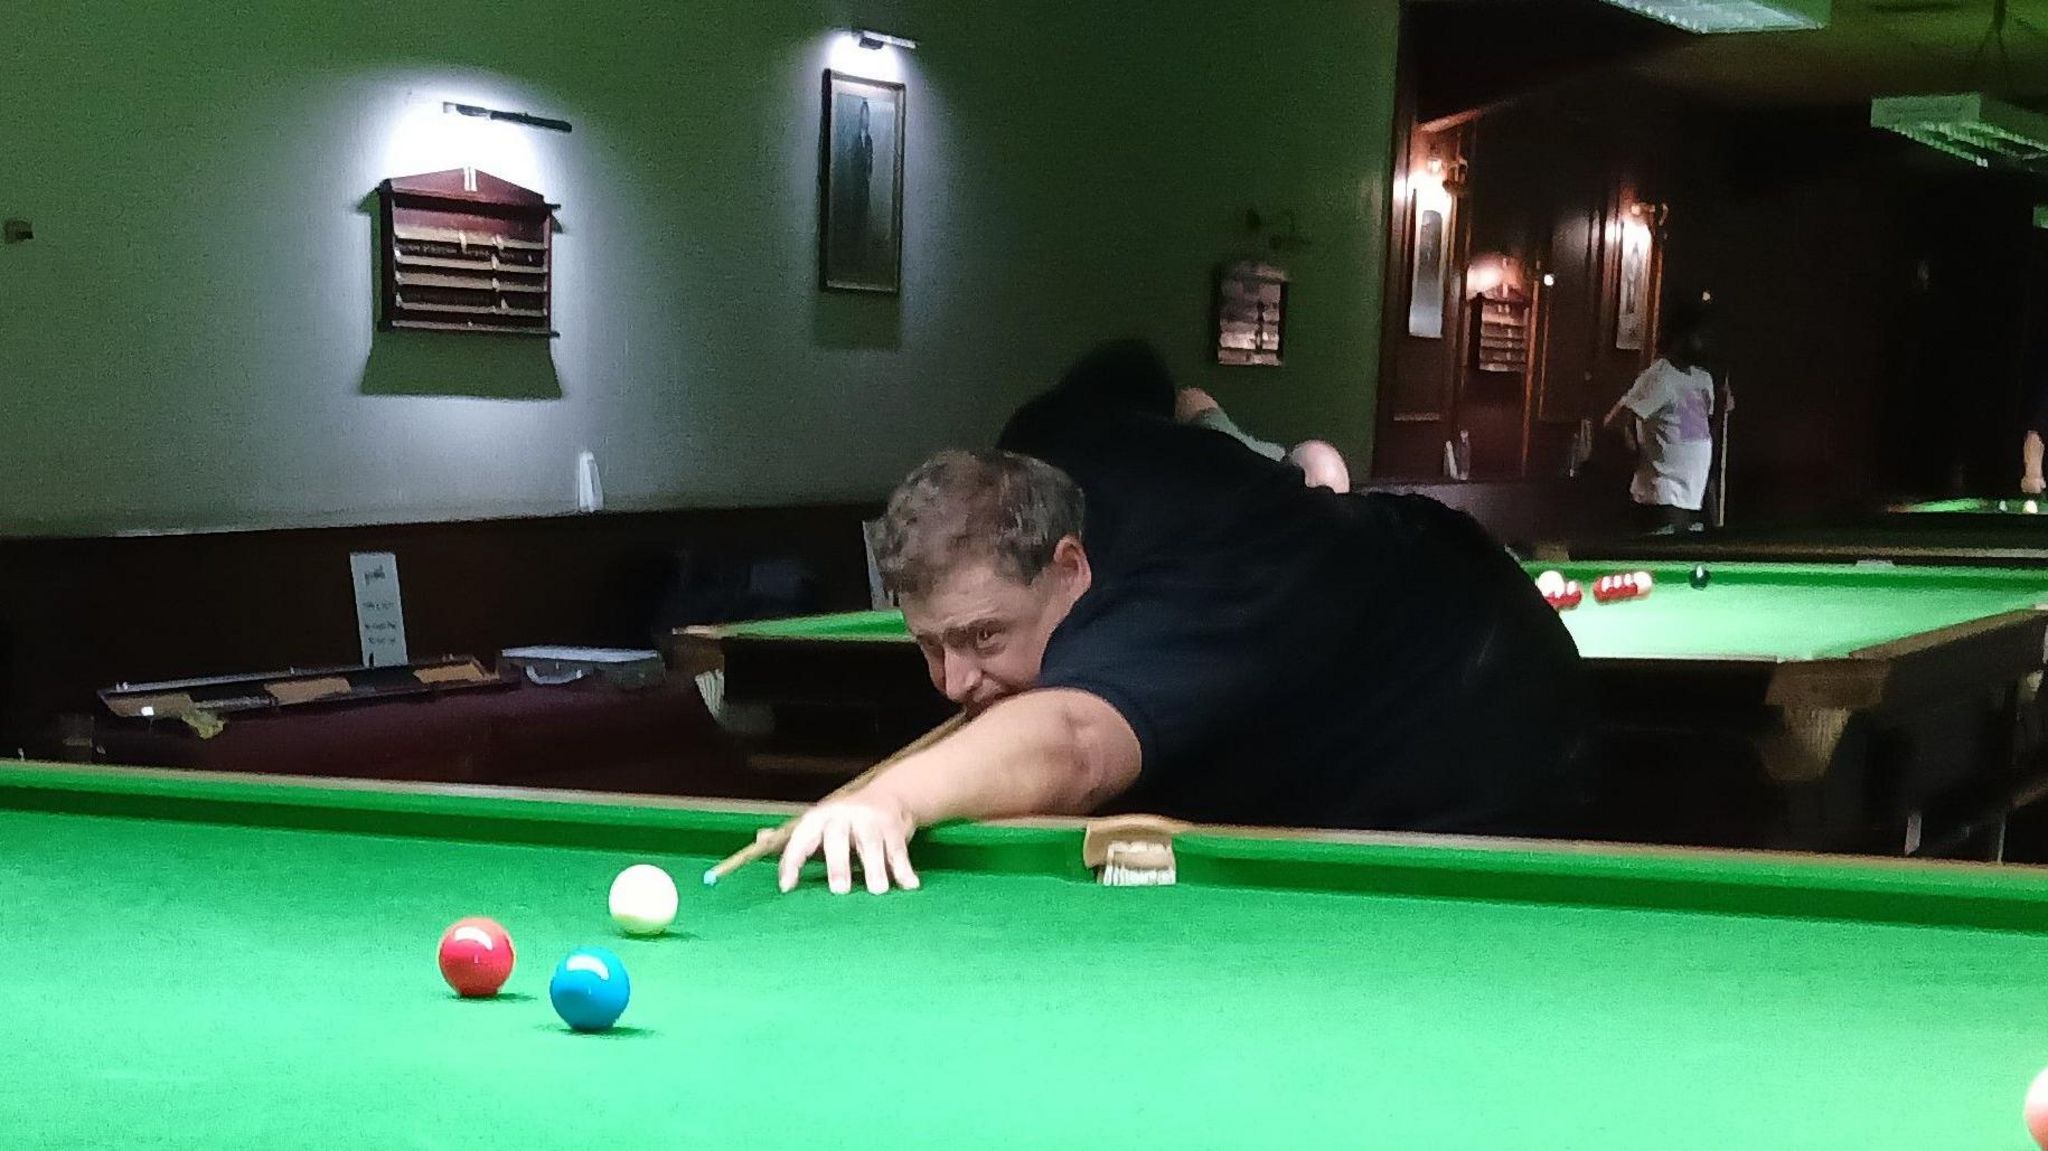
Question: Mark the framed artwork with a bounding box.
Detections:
[1406,196,1449,339]
[1616,215,1653,351]
[819,71,905,293]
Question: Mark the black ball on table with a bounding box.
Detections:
[1689,564,1711,589]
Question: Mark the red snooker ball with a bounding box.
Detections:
[2026,1067,2048,1149]
[438,917,515,998]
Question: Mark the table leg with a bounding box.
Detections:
[1760,707,1851,784]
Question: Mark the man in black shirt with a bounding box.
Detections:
[778,344,1589,895]
[1054,337,1353,491]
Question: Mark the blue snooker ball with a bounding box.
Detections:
[549,947,631,1032]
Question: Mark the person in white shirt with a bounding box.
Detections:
[1602,304,1725,533]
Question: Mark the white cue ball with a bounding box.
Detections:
[1535,570,1566,597]
[609,863,679,936]
[2028,500,2041,516]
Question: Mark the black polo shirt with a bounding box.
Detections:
[997,387,1584,834]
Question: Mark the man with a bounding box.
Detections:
[1176,387,1351,492]
[2021,369,2048,496]
[1053,337,1352,491]
[1602,303,1725,533]
[778,343,1588,895]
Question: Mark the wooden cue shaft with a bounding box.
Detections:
[702,710,969,883]
[1714,376,1732,528]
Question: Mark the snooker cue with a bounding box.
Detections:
[1713,374,1733,528]
[700,710,969,885]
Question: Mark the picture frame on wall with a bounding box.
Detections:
[819,70,905,294]
[1406,197,1448,339]
[1615,215,1653,351]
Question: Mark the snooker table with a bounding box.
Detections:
[675,562,2048,856]
[1568,499,2048,568]
[9,760,2048,1150]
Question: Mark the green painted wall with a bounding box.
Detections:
[0,1,1398,534]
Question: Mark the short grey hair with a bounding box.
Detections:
[871,449,1085,600]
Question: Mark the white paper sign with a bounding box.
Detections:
[349,552,409,667]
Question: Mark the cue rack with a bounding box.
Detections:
[377,168,559,337]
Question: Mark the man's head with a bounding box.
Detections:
[1285,439,1352,493]
[1056,338,1177,418]
[871,450,1092,713]
[1662,299,1715,366]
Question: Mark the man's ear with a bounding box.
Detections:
[1050,534,1092,596]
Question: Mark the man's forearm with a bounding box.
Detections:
[860,689,1138,825]
[1188,408,1288,461]
[2026,432,2044,483]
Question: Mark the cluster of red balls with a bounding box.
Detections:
[1534,569,1656,612]
[1591,570,1654,603]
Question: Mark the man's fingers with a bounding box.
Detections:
[774,801,917,896]
[778,814,825,892]
[824,818,853,895]
[853,821,890,895]
[884,823,920,891]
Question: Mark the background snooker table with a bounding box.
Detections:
[675,563,2048,857]
[1898,499,2048,517]
[9,762,2048,1149]
[1568,500,2048,568]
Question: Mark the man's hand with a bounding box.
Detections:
[777,790,921,895]
[1174,386,1220,423]
[2024,474,2046,496]
[773,689,1140,896]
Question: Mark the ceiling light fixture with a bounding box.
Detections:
[855,29,918,51]
[1869,3,2048,173]
[442,102,573,133]
[1871,93,2048,171]
[1596,0,1828,34]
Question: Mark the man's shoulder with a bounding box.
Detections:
[999,386,1183,460]
[1626,359,1672,391]
[998,387,1102,453]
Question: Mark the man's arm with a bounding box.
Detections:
[1176,387,1288,461]
[2025,431,2045,495]
[1601,399,1640,453]
[1605,366,1668,453]
[777,688,1142,894]
[1599,398,1630,430]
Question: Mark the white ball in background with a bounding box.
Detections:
[609,863,679,936]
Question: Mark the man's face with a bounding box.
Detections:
[900,539,1090,715]
[1676,326,1713,365]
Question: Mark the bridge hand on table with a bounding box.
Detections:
[777,792,921,895]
